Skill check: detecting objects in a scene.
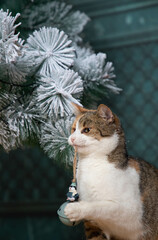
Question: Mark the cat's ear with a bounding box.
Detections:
[97,104,114,123]
[71,103,88,116]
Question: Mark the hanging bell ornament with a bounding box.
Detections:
[57,201,81,226]
[57,149,80,226]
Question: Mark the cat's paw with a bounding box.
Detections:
[64,202,83,222]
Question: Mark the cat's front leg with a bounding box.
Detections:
[64,200,118,222]
[64,200,124,222]
[64,201,89,222]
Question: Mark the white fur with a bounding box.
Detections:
[66,120,144,240]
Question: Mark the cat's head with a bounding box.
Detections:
[68,104,122,156]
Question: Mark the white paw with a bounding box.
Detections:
[64,202,83,222]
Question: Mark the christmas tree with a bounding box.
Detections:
[0,1,121,164]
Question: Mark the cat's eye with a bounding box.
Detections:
[82,128,91,134]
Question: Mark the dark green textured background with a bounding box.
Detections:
[0,0,158,239]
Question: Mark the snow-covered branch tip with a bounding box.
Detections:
[40,117,75,165]
[25,27,75,75]
[35,69,83,118]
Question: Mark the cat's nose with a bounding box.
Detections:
[71,136,75,143]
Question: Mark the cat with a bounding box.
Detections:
[64,103,158,240]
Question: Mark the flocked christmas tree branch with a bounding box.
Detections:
[0,1,122,164]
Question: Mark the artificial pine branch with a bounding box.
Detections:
[40,117,75,165]
[0,3,122,165]
[35,69,83,118]
[24,27,75,75]
[22,1,90,42]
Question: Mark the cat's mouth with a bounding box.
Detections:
[73,144,85,148]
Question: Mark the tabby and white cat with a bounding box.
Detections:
[64,104,158,240]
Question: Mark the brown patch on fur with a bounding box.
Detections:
[111,237,123,240]
[84,221,107,239]
[138,159,158,236]
[72,103,95,116]
[129,158,140,173]
[141,190,148,202]
[78,112,104,141]
[107,127,128,169]
[71,115,82,133]
[113,114,122,134]
[71,104,96,134]
[139,234,158,240]
[78,110,116,139]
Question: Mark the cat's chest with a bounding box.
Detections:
[77,156,140,202]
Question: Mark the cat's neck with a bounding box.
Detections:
[77,152,109,170]
[78,151,107,160]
